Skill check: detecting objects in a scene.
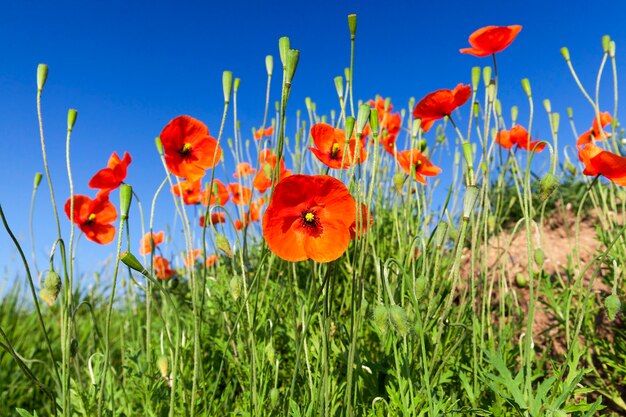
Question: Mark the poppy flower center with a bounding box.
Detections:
[330,143,341,159]
[304,212,315,222]
[300,208,321,231]
[87,213,96,223]
[179,143,193,157]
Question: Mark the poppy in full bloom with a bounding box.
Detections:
[576,112,612,147]
[88,152,132,192]
[233,162,257,178]
[64,193,117,244]
[495,125,545,152]
[369,96,393,114]
[460,25,522,57]
[396,149,442,184]
[228,183,252,205]
[199,212,226,227]
[350,203,373,239]
[172,179,203,205]
[206,254,219,267]
[160,115,222,182]
[139,231,164,256]
[201,179,229,206]
[309,123,367,169]
[262,174,356,263]
[253,149,291,193]
[577,142,626,185]
[254,125,274,140]
[412,84,472,132]
[153,256,174,280]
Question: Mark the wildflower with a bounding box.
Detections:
[160,115,222,182]
[350,203,373,239]
[460,25,522,57]
[234,162,257,178]
[153,256,174,280]
[369,96,392,114]
[253,149,291,193]
[254,125,274,140]
[495,125,545,152]
[184,249,201,267]
[206,254,219,267]
[308,123,367,169]
[262,174,356,262]
[171,179,203,205]
[396,149,442,184]
[200,212,226,227]
[202,179,229,206]
[64,193,117,244]
[88,152,132,192]
[228,183,252,205]
[139,231,164,256]
[576,112,612,147]
[412,84,472,132]
[577,142,626,185]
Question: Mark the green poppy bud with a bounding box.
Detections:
[560,47,570,61]
[482,66,492,86]
[543,99,551,113]
[511,105,519,124]
[119,184,132,220]
[463,185,479,220]
[356,104,370,136]
[539,173,559,202]
[229,276,241,301]
[605,293,621,321]
[602,35,610,53]
[37,64,48,92]
[414,276,427,299]
[515,273,528,288]
[40,270,61,306]
[265,55,273,76]
[345,116,355,142]
[285,49,300,86]
[33,172,43,189]
[67,109,78,132]
[216,233,233,258]
[372,304,389,334]
[278,36,290,69]
[389,305,409,337]
[533,248,545,268]
[471,66,480,91]
[347,14,357,39]
[521,78,532,97]
[222,71,233,104]
[334,76,344,99]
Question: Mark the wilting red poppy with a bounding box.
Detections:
[254,125,274,140]
[172,179,203,205]
[228,183,252,205]
[577,112,612,147]
[396,149,442,184]
[139,231,164,256]
[495,125,545,152]
[201,179,229,206]
[253,149,291,193]
[262,174,356,262]
[309,123,367,169]
[234,162,257,178]
[413,84,471,132]
[153,256,174,280]
[206,254,219,267]
[460,25,522,57]
[199,212,226,227]
[160,116,222,182]
[350,203,373,239]
[88,152,132,192]
[64,193,117,244]
[578,142,626,185]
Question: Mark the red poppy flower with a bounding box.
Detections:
[228,183,252,205]
[254,125,274,140]
[309,123,367,169]
[396,149,442,184]
[350,203,373,239]
[153,256,174,280]
[412,84,472,132]
[184,249,201,267]
[64,193,117,244]
[578,142,626,185]
[262,174,356,263]
[234,219,246,231]
[460,25,522,57]
[206,254,219,267]
[233,162,257,178]
[160,115,222,182]
[201,179,229,206]
[577,112,612,147]
[253,149,291,193]
[88,152,132,192]
[495,125,545,152]
[172,179,203,205]
[200,212,226,227]
[139,231,164,256]
[369,97,392,114]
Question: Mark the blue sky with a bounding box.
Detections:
[1,0,625,282]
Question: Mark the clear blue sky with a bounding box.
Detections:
[1,0,624,282]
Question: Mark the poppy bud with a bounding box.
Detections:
[564,160,577,176]
[157,355,169,378]
[37,63,48,92]
[71,338,79,358]
[334,76,344,99]
[462,141,474,172]
[494,98,502,117]
[533,248,545,268]
[215,233,233,257]
[372,304,389,334]
[417,139,428,152]
[285,49,300,86]
[411,119,421,138]
[515,273,528,288]
[229,276,241,300]
[602,35,610,53]
[389,305,409,337]
[347,14,357,40]
[121,251,148,275]
[265,55,273,77]
[471,66,480,91]
[511,106,519,124]
[521,78,532,97]
[305,97,312,111]
[369,109,379,134]
[539,173,559,202]
[393,172,405,193]
[269,388,279,408]
[222,71,233,104]
[344,67,351,83]
[155,136,163,155]
[119,184,132,220]
[408,97,415,111]
[345,116,356,142]
[605,293,621,321]
[487,214,496,233]
[553,410,567,417]
[265,341,275,365]
[278,36,290,69]
[560,47,570,61]
[463,185,479,220]
[356,104,370,136]
[482,66,492,86]
[550,113,560,134]
[233,77,240,94]
[486,81,496,103]
[33,172,43,189]
[67,109,78,132]
[433,222,448,247]
[40,270,61,306]
[566,107,573,119]
[609,41,616,59]
[415,276,427,299]
[543,99,551,113]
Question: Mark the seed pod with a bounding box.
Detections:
[515,273,528,288]
[533,248,545,268]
